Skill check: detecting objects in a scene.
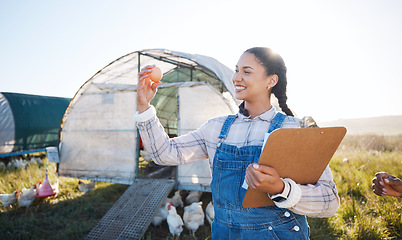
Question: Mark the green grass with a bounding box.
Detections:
[0,158,128,240]
[0,135,401,239]
[308,135,402,240]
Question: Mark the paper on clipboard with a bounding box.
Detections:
[242,127,347,208]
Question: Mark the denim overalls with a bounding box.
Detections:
[210,113,310,240]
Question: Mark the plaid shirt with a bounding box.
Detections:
[136,105,340,218]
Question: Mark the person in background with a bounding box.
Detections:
[372,172,402,197]
[135,47,340,239]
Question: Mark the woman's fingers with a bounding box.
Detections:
[139,69,151,78]
[140,65,155,71]
[137,65,161,113]
[372,175,387,196]
[245,165,256,188]
[139,65,156,77]
[372,181,384,196]
[151,81,162,91]
[245,163,284,194]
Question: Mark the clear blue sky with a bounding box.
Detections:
[1,0,401,122]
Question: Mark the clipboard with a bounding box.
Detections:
[242,127,346,208]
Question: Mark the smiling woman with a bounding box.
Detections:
[233,48,294,118]
[136,47,340,240]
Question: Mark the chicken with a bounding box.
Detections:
[78,180,95,194]
[152,190,184,226]
[20,185,36,196]
[152,203,169,227]
[139,150,152,163]
[166,190,184,208]
[29,156,42,164]
[166,202,183,239]
[186,190,203,204]
[36,181,43,190]
[51,178,60,197]
[205,201,214,225]
[18,186,37,213]
[183,201,205,237]
[14,158,27,169]
[0,190,18,211]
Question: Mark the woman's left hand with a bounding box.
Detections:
[245,163,284,195]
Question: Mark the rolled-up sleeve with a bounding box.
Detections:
[288,166,340,218]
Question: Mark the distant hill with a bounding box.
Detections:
[320,115,402,135]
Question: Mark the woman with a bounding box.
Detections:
[136,47,340,239]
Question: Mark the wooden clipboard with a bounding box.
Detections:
[242,127,346,208]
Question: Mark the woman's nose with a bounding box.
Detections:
[232,73,241,82]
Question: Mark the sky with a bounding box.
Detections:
[1,0,401,123]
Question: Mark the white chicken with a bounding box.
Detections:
[205,201,214,225]
[51,178,60,197]
[186,190,203,204]
[166,190,184,208]
[153,190,184,226]
[166,202,184,239]
[183,201,205,237]
[35,181,43,191]
[78,180,95,194]
[152,202,169,227]
[139,150,152,163]
[14,158,27,169]
[0,190,18,211]
[18,185,37,213]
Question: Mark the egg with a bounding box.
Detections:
[149,66,162,82]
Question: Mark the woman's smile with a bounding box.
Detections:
[235,85,246,92]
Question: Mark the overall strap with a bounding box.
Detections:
[267,112,287,134]
[218,115,237,139]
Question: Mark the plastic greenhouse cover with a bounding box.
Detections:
[0,92,70,154]
[0,93,15,154]
[58,49,239,188]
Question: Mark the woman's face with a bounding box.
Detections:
[232,52,272,102]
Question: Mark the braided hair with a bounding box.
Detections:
[240,47,294,116]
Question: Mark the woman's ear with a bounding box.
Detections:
[268,74,279,89]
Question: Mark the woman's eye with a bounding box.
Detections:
[244,71,250,74]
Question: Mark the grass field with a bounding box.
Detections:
[0,135,401,239]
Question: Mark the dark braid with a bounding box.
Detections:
[272,89,293,116]
[244,47,294,116]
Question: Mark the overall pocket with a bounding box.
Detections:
[213,150,253,211]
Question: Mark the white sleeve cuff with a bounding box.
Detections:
[274,178,302,209]
[135,105,156,122]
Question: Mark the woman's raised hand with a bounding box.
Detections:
[137,65,162,113]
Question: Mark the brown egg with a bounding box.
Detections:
[149,66,162,82]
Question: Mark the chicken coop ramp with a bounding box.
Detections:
[86,179,175,240]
